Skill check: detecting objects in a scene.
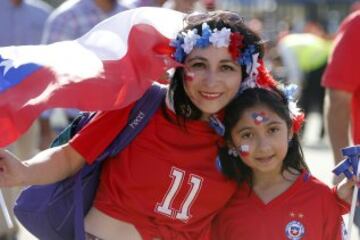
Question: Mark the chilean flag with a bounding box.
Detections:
[0,7,184,147]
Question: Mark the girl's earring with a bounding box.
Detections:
[228,147,239,157]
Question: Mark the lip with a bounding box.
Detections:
[199,91,222,100]
[255,155,275,163]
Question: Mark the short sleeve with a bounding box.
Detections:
[69,103,135,164]
[322,13,360,92]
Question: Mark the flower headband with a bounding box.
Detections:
[170,23,260,84]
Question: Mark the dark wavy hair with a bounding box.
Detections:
[167,11,264,122]
[219,87,309,186]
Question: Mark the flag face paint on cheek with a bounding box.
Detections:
[252,112,269,125]
[184,71,194,81]
[238,144,250,157]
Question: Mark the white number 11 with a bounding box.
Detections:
[155,167,203,222]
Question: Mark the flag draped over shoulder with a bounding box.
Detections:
[0,7,184,147]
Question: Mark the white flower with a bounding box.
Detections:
[209,27,231,48]
[288,101,302,117]
[239,77,257,93]
[181,29,200,54]
[247,53,260,76]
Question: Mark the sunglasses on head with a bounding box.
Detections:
[184,11,244,26]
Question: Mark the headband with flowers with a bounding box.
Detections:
[170,23,265,95]
[170,23,259,77]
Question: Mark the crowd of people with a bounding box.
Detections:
[0,0,360,239]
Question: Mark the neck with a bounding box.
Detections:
[95,0,115,13]
[252,169,298,204]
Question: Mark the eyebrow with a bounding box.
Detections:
[186,56,236,64]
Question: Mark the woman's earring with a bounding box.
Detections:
[180,104,192,117]
[228,147,239,157]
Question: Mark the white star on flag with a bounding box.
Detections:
[0,59,20,76]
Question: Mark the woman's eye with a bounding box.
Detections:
[191,62,206,69]
[221,65,235,71]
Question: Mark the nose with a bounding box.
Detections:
[256,135,272,153]
[203,70,218,88]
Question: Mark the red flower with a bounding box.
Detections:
[229,32,244,60]
[256,60,277,88]
[292,113,305,134]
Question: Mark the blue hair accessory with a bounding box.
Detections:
[215,155,222,171]
[209,115,225,136]
[283,84,298,101]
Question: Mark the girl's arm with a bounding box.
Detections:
[0,143,85,187]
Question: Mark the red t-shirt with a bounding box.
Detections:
[69,105,236,240]
[211,172,346,240]
[322,11,360,143]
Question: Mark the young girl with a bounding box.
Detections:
[212,84,350,240]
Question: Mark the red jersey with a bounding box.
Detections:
[70,104,237,240]
[322,11,360,143]
[211,172,346,240]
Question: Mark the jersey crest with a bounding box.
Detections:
[285,220,305,240]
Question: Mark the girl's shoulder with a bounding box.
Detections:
[300,171,336,198]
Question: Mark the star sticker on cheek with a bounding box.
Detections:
[238,144,250,157]
[251,112,269,125]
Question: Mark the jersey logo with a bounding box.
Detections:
[285,220,305,240]
[129,111,145,128]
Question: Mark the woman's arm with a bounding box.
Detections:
[0,143,85,187]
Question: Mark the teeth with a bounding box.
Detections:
[200,92,221,98]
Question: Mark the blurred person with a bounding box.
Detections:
[162,0,205,13]
[129,0,166,7]
[322,10,360,233]
[277,21,331,143]
[40,0,128,150]
[202,0,216,11]
[0,0,52,239]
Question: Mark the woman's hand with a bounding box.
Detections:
[0,149,28,187]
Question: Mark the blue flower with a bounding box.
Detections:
[239,45,256,66]
[196,23,212,48]
[283,84,298,101]
[171,38,186,62]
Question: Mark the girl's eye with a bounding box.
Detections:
[268,127,280,134]
[241,132,253,140]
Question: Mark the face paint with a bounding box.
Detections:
[238,144,250,157]
[184,70,195,81]
[251,112,269,125]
